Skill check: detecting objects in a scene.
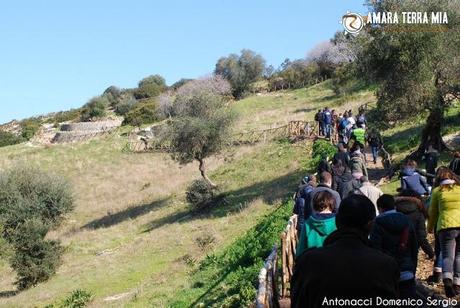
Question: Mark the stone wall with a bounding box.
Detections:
[59,120,122,132]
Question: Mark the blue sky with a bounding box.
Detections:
[0,0,366,123]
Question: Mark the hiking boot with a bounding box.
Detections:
[443,278,456,298]
[427,272,441,285]
[373,159,377,164]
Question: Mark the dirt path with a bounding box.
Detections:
[363,148,387,186]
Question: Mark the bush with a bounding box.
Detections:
[10,219,63,290]
[0,165,73,289]
[0,131,23,147]
[115,97,137,116]
[61,289,93,308]
[186,179,215,209]
[80,96,108,121]
[50,109,82,125]
[122,99,159,126]
[20,118,41,140]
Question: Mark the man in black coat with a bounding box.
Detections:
[371,194,419,299]
[291,195,399,308]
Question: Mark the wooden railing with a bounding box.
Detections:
[125,121,315,153]
[256,214,298,308]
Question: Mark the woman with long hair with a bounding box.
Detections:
[428,168,460,297]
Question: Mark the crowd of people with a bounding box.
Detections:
[291,109,460,305]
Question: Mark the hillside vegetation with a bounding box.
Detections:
[0,81,372,307]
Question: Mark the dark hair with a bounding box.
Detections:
[455,151,460,159]
[336,195,376,231]
[400,189,421,199]
[377,194,395,211]
[406,159,417,168]
[319,171,332,184]
[313,191,336,212]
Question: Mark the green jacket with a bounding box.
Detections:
[349,155,368,178]
[428,184,460,233]
[296,214,336,257]
[352,128,366,145]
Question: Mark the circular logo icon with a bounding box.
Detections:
[342,13,364,34]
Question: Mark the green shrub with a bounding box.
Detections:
[0,165,73,289]
[172,199,292,307]
[20,118,41,140]
[61,289,93,308]
[49,109,81,125]
[80,96,108,121]
[122,99,159,126]
[0,131,23,147]
[312,139,336,158]
[10,219,63,290]
[115,97,137,116]
[186,179,215,209]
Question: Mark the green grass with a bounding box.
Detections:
[3,80,455,307]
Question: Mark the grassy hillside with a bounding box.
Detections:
[2,80,455,307]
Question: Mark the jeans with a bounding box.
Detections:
[435,232,443,270]
[439,228,460,285]
[371,146,379,163]
[325,124,331,138]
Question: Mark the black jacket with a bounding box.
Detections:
[291,228,399,308]
[333,171,361,199]
[450,158,460,176]
[333,151,350,166]
[395,197,434,259]
[370,211,419,277]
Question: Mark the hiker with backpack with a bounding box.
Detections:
[314,109,323,136]
[296,190,337,257]
[349,144,368,179]
[370,194,419,299]
[294,175,317,232]
[332,162,361,200]
[427,168,460,298]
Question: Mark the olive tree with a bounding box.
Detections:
[215,49,266,98]
[357,0,460,155]
[167,76,236,187]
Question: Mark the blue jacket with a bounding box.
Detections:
[323,110,332,125]
[370,210,418,281]
[401,168,430,195]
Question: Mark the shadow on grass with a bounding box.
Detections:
[0,291,17,298]
[142,170,303,233]
[293,107,315,114]
[82,198,170,230]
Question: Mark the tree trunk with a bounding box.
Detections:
[198,158,217,188]
[411,107,450,159]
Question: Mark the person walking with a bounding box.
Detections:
[296,191,337,256]
[332,165,361,200]
[323,107,332,139]
[400,160,430,196]
[427,169,460,297]
[370,194,419,299]
[308,172,341,213]
[395,190,434,260]
[358,176,383,214]
[294,175,317,232]
[423,144,440,186]
[367,129,383,164]
[291,195,399,307]
[314,109,323,136]
[349,148,368,179]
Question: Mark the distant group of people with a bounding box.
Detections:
[291,107,460,304]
